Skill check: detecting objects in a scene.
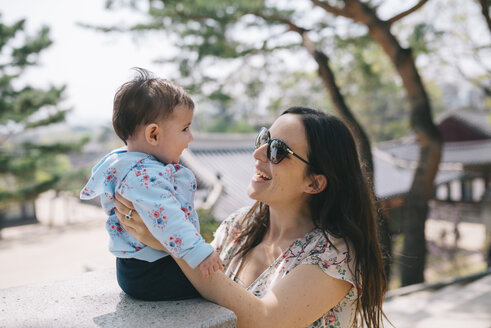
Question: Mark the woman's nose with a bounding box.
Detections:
[253,143,268,162]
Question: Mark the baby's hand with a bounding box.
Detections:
[198,251,223,279]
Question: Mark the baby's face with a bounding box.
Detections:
[153,106,194,164]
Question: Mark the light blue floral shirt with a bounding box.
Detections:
[80,147,214,269]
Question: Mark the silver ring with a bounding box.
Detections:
[125,209,133,220]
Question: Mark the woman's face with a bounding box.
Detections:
[247,113,312,207]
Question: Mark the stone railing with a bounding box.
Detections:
[0,269,236,327]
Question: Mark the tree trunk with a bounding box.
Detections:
[303,39,393,278]
[312,50,374,178]
[261,9,394,280]
[478,0,491,34]
[487,243,491,268]
[263,16,376,176]
[344,0,443,286]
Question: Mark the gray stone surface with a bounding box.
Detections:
[0,269,236,328]
[383,273,491,328]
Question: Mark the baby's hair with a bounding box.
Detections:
[112,67,194,144]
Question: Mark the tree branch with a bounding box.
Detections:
[251,10,375,177]
[310,0,351,19]
[249,11,309,35]
[387,0,430,25]
[478,0,491,34]
[250,12,315,56]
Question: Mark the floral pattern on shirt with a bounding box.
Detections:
[212,207,357,328]
[80,147,214,269]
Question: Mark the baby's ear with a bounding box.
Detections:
[305,174,327,194]
[144,123,160,145]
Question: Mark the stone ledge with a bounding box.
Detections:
[0,269,236,328]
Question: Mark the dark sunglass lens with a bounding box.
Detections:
[255,128,269,148]
[269,139,288,164]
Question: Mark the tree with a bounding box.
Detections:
[0,16,87,219]
[95,0,445,284]
[269,38,412,142]
[94,0,390,247]
[308,0,442,286]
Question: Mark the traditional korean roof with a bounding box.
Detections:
[376,109,491,167]
[181,133,256,220]
[373,150,464,199]
[436,109,491,139]
[187,133,257,152]
[377,136,491,166]
[181,132,466,220]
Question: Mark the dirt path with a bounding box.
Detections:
[0,193,114,289]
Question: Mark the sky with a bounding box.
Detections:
[1,0,489,126]
[1,0,174,126]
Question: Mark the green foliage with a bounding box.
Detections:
[196,208,221,243]
[271,35,411,142]
[406,23,444,58]
[96,0,439,141]
[95,0,301,130]
[267,71,332,116]
[0,15,88,209]
[335,35,412,141]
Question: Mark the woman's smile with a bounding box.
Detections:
[252,168,272,182]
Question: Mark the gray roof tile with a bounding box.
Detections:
[377,139,491,165]
[436,109,491,136]
[182,132,469,219]
[374,154,463,199]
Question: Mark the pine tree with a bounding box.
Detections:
[97,0,442,284]
[0,16,86,224]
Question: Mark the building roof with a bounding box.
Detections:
[181,133,256,221]
[436,109,491,138]
[188,133,258,152]
[181,132,467,220]
[377,137,491,166]
[377,109,491,167]
[373,150,463,199]
[183,110,491,218]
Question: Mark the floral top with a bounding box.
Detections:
[80,147,213,268]
[212,207,357,328]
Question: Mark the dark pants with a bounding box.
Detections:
[116,256,199,301]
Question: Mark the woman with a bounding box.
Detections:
[114,107,387,327]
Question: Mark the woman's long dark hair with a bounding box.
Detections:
[236,107,387,328]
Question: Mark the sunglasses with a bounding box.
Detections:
[255,127,311,165]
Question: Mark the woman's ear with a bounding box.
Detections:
[144,123,160,145]
[305,174,327,194]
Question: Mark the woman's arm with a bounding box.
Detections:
[178,258,352,328]
[114,194,351,328]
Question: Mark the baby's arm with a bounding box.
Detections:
[198,250,223,279]
[117,163,214,268]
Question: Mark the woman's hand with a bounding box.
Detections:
[114,193,167,251]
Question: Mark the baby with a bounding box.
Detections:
[81,68,222,301]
